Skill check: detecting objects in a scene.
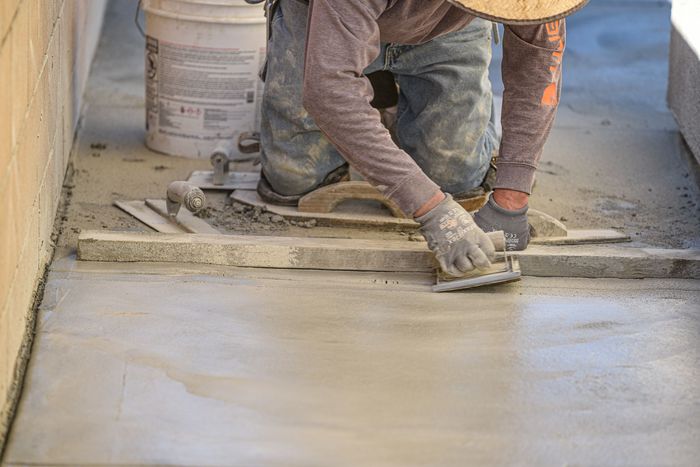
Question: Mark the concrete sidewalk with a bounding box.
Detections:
[2,0,700,465]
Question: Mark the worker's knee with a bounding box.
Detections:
[260,136,346,197]
[262,160,350,197]
[418,124,499,196]
[261,162,321,197]
[424,154,491,195]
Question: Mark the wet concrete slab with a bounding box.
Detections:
[3,255,700,466]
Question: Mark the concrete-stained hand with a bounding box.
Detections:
[416,194,496,276]
[474,195,530,251]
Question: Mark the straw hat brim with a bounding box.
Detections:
[447,0,589,25]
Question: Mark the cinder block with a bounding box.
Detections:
[9,0,30,144]
[0,306,10,410]
[27,0,63,110]
[59,12,77,163]
[5,212,40,384]
[15,99,44,220]
[45,27,61,150]
[34,74,53,187]
[0,302,14,415]
[53,109,67,198]
[38,153,58,264]
[0,42,12,182]
[0,0,22,44]
[61,0,77,74]
[26,4,42,94]
[29,0,54,67]
[0,162,20,313]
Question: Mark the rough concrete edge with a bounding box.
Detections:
[678,134,700,191]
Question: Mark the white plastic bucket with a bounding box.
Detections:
[142,0,266,158]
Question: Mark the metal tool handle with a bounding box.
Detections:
[166,181,205,217]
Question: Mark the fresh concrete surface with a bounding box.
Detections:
[3,253,700,466]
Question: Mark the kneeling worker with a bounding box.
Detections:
[258,0,585,276]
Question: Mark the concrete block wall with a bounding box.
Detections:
[668,0,700,166]
[0,0,107,450]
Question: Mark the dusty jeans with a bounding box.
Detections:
[260,0,499,198]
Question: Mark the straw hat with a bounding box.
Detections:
[447,0,589,24]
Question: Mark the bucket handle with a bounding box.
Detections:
[135,0,146,38]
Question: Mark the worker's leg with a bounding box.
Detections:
[259,0,348,199]
[390,18,499,198]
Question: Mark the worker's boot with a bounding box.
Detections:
[257,164,350,206]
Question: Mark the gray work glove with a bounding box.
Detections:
[416,194,496,277]
[474,195,529,251]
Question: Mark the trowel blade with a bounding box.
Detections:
[432,258,521,292]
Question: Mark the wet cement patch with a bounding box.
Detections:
[3,260,700,466]
[531,128,700,248]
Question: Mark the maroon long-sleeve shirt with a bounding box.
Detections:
[302,0,566,215]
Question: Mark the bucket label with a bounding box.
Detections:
[146,35,262,142]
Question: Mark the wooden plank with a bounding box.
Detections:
[77,231,436,273]
[298,181,488,217]
[145,199,220,234]
[530,229,630,245]
[519,244,700,279]
[187,170,260,191]
[232,189,418,229]
[455,193,489,212]
[78,230,700,279]
[234,190,629,245]
[298,181,408,218]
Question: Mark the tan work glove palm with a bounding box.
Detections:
[416,194,496,277]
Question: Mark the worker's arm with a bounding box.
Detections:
[302,0,494,273]
[496,20,566,197]
[302,0,441,217]
[474,20,566,250]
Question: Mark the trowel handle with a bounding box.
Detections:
[167,181,205,214]
[486,230,506,251]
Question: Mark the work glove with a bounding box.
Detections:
[416,194,496,277]
[474,195,529,251]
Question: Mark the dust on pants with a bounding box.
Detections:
[260,0,499,198]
